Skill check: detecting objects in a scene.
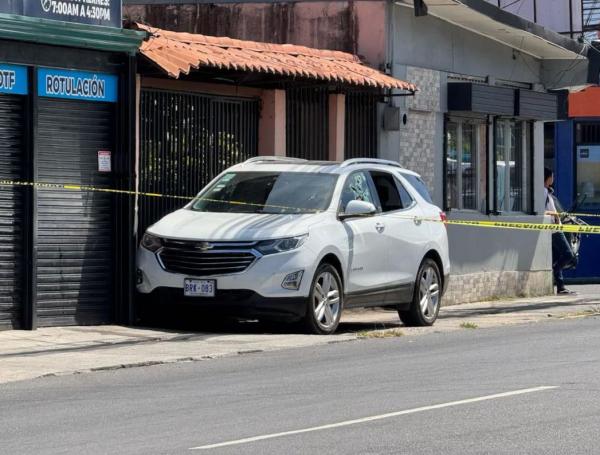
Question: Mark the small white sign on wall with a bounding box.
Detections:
[98,151,112,173]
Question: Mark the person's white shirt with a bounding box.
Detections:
[544,187,560,225]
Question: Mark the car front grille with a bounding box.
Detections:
[158,239,259,276]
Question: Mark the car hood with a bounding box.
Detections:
[146,209,330,241]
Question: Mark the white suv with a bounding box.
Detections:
[137,157,450,334]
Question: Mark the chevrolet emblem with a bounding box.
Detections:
[196,242,214,251]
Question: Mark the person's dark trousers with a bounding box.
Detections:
[552,232,576,291]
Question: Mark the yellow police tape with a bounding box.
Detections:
[424,218,600,234]
[1,178,600,234]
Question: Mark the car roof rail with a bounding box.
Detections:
[340,158,404,169]
[244,156,308,165]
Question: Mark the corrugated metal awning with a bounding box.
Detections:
[134,24,417,92]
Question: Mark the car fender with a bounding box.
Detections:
[312,246,348,286]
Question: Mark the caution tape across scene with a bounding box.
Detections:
[1,179,599,234]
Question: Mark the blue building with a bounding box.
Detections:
[553,85,600,282]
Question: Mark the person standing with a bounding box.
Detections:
[544,167,576,295]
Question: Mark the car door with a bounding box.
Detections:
[369,171,427,289]
[339,171,390,293]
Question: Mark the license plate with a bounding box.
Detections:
[184,279,216,297]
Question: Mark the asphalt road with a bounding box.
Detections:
[1,317,600,454]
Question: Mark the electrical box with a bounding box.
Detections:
[383,106,408,131]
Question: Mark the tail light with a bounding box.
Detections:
[440,211,448,228]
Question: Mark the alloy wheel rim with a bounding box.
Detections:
[313,271,341,330]
[418,266,440,322]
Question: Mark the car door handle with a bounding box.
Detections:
[375,222,385,233]
[413,217,422,226]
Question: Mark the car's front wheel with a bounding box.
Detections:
[398,258,441,326]
[304,264,343,334]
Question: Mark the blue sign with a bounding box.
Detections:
[38,68,118,103]
[0,64,29,95]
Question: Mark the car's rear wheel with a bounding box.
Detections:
[398,258,441,326]
[304,264,343,334]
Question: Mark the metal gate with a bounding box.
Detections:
[345,92,378,159]
[36,99,115,326]
[286,87,329,160]
[0,95,26,329]
[139,89,260,237]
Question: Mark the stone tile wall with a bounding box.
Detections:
[444,271,554,306]
[397,66,441,190]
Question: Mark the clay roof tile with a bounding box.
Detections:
[135,23,417,92]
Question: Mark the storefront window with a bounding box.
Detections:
[445,118,485,211]
[495,119,532,213]
[576,145,600,210]
[575,123,600,210]
[446,122,459,209]
[462,124,477,210]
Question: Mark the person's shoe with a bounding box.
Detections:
[557,288,577,295]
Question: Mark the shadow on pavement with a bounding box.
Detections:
[136,305,303,335]
[439,299,592,319]
[134,298,597,336]
[136,305,405,335]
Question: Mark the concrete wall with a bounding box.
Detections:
[124,1,387,68]
[391,5,543,83]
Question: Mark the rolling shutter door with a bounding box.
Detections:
[0,95,25,329]
[36,98,115,326]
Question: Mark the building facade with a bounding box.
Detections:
[382,1,588,303]
[0,2,145,329]
[125,0,590,303]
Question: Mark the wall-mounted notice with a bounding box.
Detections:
[98,150,112,173]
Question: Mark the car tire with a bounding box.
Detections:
[304,263,343,335]
[398,258,441,327]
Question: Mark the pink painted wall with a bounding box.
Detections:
[124,1,386,68]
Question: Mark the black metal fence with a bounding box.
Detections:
[286,87,329,160]
[139,89,259,236]
[345,92,378,159]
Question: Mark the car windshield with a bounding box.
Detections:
[191,172,338,214]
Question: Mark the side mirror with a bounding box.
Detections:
[339,200,377,220]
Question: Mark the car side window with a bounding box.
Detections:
[370,171,404,212]
[401,173,433,203]
[396,179,415,209]
[340,172,375,212]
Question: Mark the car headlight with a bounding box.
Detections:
[255,234,308,255]
[141,233,163,252]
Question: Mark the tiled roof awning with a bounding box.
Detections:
[135,24,416,92]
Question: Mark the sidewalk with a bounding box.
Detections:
[1,286,598,385]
